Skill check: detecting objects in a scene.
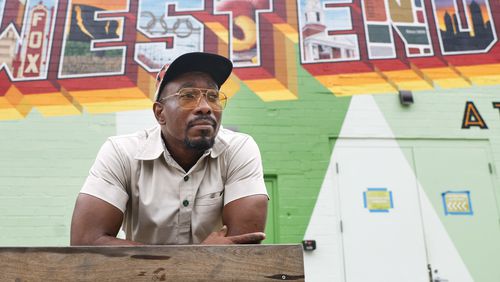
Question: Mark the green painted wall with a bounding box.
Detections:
[0,111,116,246]
[223,62,351,242]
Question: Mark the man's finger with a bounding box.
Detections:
[217,225,228,237]
[228,232,266,244]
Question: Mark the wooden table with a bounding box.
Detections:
[0,244,304,281]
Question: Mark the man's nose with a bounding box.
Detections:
[194,94,212,114]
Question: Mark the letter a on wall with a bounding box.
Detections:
[462,101,488,129]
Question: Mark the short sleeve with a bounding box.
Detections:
[80,139,129,213]
[223,136,268,205]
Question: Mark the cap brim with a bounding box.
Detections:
[157,52,233,99]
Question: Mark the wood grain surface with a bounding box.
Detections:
[0,244,304,281]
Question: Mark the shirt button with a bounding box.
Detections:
[182,200,189,207]
[184,175,189,181]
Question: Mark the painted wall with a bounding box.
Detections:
[0,0,499,281]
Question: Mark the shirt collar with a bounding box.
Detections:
[134,125,229,160]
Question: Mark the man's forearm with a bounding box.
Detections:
[72,235,143,246]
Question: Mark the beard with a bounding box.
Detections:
[184,115,217,151]
[184,134,215,151]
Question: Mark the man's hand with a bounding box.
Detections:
[202,225,265,244]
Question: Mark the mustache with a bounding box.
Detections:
[187,116,217,128]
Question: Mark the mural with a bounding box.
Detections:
[0,2,499,281]
[1,0,499,120]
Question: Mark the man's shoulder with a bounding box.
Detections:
[218,127,253,146]
[216,127,259,158]
[106,126,161,158]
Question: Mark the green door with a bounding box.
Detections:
[263,175,278,243]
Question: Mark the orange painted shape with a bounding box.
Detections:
[137,67,157,101]
[420,67,470,88]
[245,79,297,101]
[274,23,298,43]
[22,93,81,117]
[285,0,298,30]
[381,70,433,91]
[4,85,31,117]
[456,64,500,85]
[83,99,153,114]
[69,87,152,114]
[0,86,30,120]
[205,22,230,44]
[71,0,128,11]
[316,73,396,96]
[69,87,148,104]
[273,24,298,98]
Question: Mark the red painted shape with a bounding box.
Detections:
[302,61,373,76]
[409,48,421,55]
[416,10,424,23]
[21,5,48,78]
[233,67,273,80]
[14,81,60,95]
[0,72,10,96]
[0,0,21,32]
[371,59,409,71]
[58,76,136,92]
[408,57,448,68]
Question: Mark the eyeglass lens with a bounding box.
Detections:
[178,88,227,111]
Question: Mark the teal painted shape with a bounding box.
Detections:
[0,110,116,246]
[222,48,352,243]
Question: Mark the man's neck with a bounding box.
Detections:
[162,134,204,173]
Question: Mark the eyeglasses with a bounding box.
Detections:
[157,88,227,111]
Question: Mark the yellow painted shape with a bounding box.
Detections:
[69,87,148,104]
[421,67,470,88]
[456,64,500,85]
[221,73,241,99]
[205,22,229,44]
[137,67,156,101]
[274,23,299,43]
[36,105,82,117]
[0,96,14,109]
[316,73,396,96]
[84,98,153,114]
[245,79,297,101]
[382,70,433,91]
[22,93,81,117]
[233,15,257,51]
[0,107,24,120]
[23,92,71,106]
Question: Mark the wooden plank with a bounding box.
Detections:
[0,244,304,281]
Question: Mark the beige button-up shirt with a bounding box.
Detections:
[80,125,267,244]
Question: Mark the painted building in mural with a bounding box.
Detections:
[0,0,499,281]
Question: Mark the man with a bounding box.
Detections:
[71,52,268,245]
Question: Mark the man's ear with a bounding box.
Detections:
[153,102,166,125]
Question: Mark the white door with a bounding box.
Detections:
[336,146,429,282]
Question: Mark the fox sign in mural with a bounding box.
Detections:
[0,0,499,120]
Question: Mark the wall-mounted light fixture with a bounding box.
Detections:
[302,240,316,251]
[399,90,414,105]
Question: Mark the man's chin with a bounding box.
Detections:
[184,136,215,151]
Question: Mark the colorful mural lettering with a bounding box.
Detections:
[0,0,499,119]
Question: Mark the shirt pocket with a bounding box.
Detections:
[194,190,224,206]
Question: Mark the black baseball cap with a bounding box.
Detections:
[155,52,233,101]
